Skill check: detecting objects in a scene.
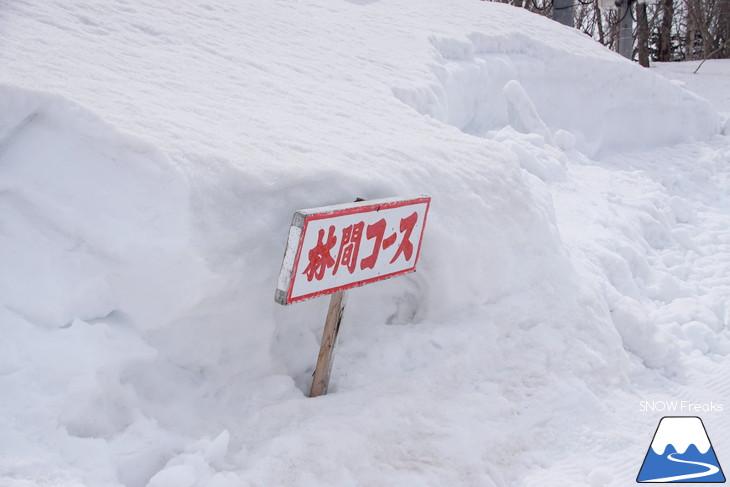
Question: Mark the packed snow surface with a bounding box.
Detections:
[1,1,729,486]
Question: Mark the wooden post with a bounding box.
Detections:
[309,290,348,397]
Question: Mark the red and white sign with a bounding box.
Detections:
[275,196,430,305]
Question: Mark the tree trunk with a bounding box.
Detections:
[687,13,696,60]
[637,2,651,66]
[595,1,606,44]
[658,0,675,60]
[721,0,730,56]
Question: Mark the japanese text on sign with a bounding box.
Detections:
[275,196,430,305]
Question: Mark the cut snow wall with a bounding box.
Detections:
[394,30,721,157]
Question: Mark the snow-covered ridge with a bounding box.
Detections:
[0,0,720,160]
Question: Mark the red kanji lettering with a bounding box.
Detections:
[333,221,364,275]
[302,225,337,281]
[389,212,418,264]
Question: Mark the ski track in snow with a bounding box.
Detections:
[644,452,719,482]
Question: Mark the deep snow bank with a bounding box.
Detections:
[0,88,214,330]
[0,0,726,486]
[0,81,586,486]
[393,7,721,157]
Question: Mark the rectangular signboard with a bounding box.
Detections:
[275,196,430,305]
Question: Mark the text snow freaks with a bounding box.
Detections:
[640,401,724,413]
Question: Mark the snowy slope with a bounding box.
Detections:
[1,1,729,486]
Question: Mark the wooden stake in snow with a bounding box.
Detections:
[309,290,347,397]
[275,196,430,397]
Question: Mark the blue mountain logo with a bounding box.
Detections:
[637,416,725,483]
